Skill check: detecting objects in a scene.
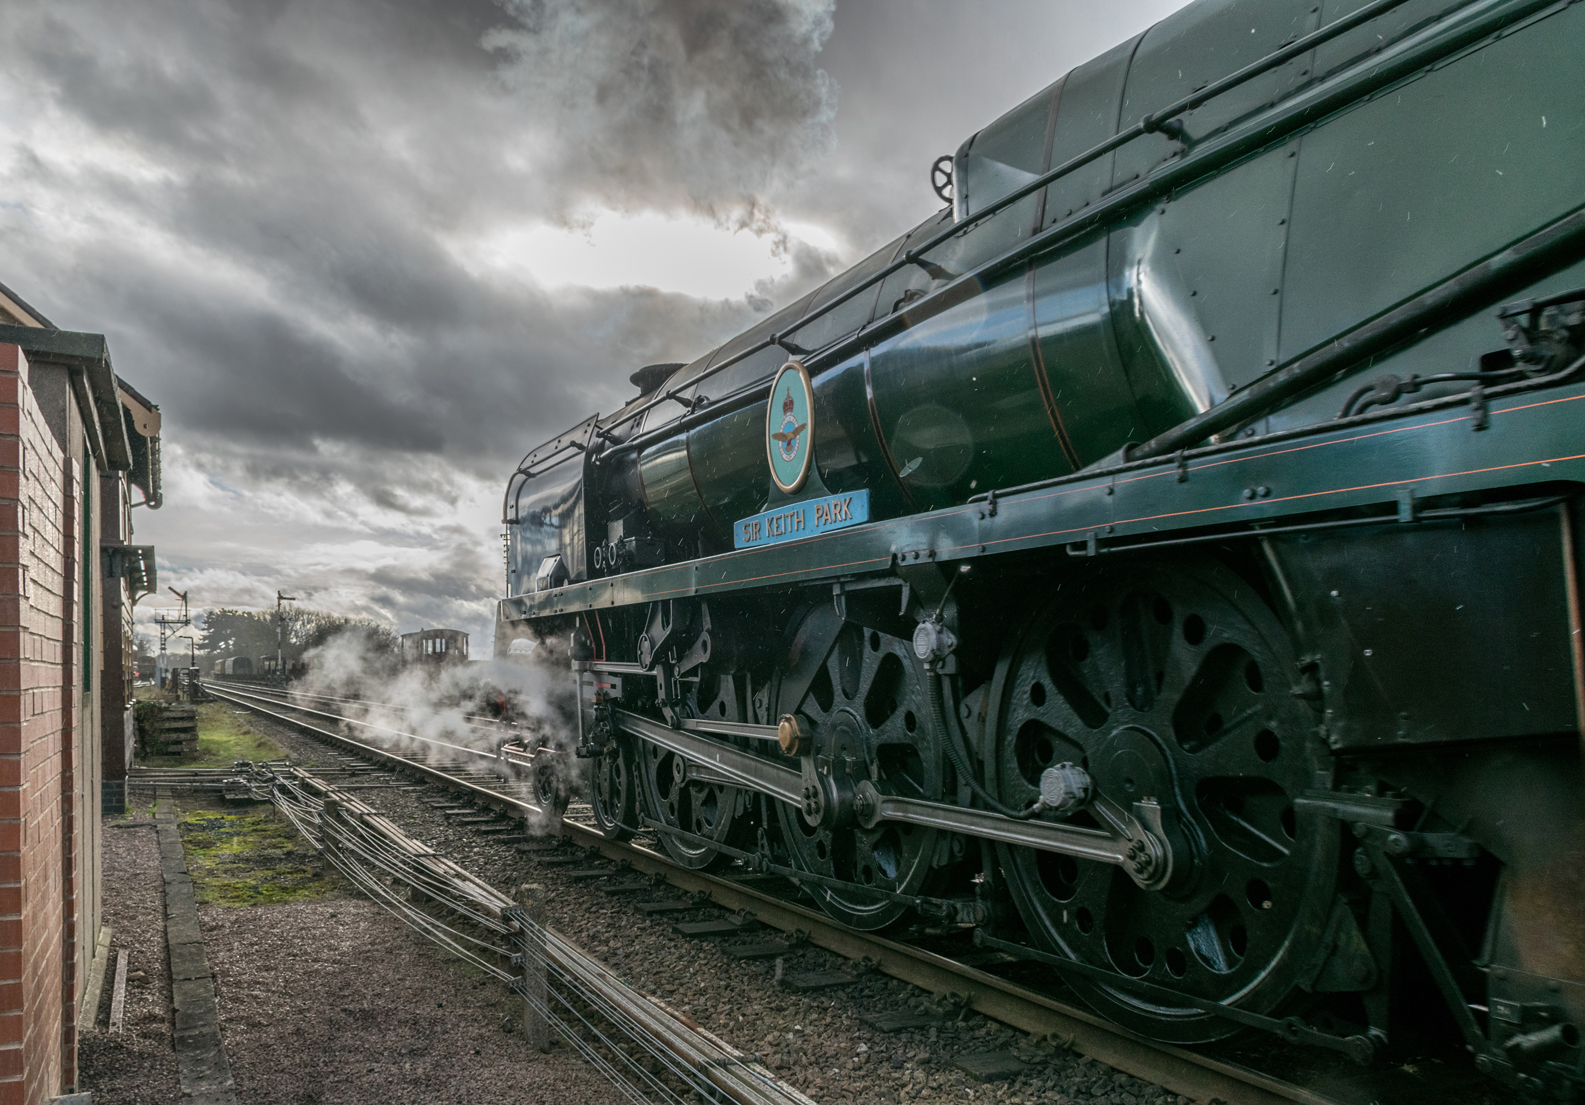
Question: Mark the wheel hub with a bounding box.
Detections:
[987,560,1337,1043]
[635,670,755,870]
[774,618,949,930]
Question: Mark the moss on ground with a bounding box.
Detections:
[140,700,286,769]
[179,807,333,906]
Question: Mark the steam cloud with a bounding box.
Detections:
[296,629,576,833]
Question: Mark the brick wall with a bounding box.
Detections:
[0,342,95,1105]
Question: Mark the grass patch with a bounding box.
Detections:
[140,701,286,769]
[178,807,333,907]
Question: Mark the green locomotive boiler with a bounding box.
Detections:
[498,0,1585,1091]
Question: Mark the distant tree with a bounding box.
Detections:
[196,608,278,664]
[196,606,398,667]
[291,609,398,657]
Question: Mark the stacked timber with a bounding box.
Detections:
[145,704,199,757]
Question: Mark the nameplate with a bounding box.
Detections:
[734,490,870,550]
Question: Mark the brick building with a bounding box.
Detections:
[0,281,163,1104]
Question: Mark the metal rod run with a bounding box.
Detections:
[1129,202,1585,460]
[616,709,1174,874]
[636,817,967,916]
[1065,494,1571,558]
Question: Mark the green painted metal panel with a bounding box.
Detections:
[505,458,585,596]
[873,210,954,321]
[1114,0,1315,187]
[1281,1,1585,360]
[637,432,712,535]
[792,234,902,354]
[951,81,1059,269]
[1311,0,1471,76]
[1039,36,1137,229]
[1030,238,1143,464]
[811,352,914,520]
[674,290,817,403]
[1025,38,1147,464]
[868,275,1067,510]
[688,404,765,538]
[1112,142,1299,413]
[958,82,1058,219]
[1270,256,1585,432]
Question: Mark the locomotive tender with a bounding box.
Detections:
[498,0,1585,1091]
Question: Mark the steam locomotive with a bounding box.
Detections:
[497,0,1585,1093]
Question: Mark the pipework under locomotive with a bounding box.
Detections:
[497,0,1585,1094]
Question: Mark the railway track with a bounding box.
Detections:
[198,679,1456,1105]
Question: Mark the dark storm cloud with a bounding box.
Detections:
[0,0,1182,642]
[0,0,839,480]
[778,0,1190,254]
[486,0,836,219]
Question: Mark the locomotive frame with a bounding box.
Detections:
[497,0,1585,1095]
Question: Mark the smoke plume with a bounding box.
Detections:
[486,0,839,221]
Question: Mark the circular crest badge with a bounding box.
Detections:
[766,360,814,494]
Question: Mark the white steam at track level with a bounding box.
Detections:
[290,631,576,830]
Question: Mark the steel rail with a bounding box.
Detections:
[206,681,1349,1105]
[207,676,519,735]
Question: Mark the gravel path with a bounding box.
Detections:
[78,815,182,1105]
[200,895,618,1105]
[243,710,1182,1105]
[79,791,619,1105]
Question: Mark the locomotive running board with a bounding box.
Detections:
[612,709,1166,877]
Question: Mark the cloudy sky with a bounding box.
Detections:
[0,0,1185,649]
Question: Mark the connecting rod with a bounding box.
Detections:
[611,709,1176,889]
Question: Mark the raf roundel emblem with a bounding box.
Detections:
[766,361,814,494]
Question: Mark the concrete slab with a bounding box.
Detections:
[172,979,219,1034]
[780,969,856,992]
[165,914,205,949]
[672,918,764,937]
[952,1051,1028,1082]
[720,942,793,960]
[169,941,213,982]
[155,802,239,1105]
[862,1012,946,1032]
[632,900,693,914]
[77,924,113,1031]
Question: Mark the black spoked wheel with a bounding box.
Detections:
[987,559,1336,1043]
[588,735,636,841]
[636,673,755,870]
[773,617,950,930]
[534,757,570,817]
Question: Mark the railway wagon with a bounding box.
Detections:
[399,628,471,666]
[496,0,1585,1093]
